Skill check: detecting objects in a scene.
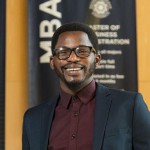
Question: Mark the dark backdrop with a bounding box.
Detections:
[28,0,137,107]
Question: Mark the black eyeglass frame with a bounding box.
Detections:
[52,45,97,60]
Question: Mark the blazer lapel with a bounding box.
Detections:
[93,84,112,150]
[40,96,59,150]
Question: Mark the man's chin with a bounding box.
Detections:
[64,80,83,91]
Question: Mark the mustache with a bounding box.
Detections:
[62,62,85,69]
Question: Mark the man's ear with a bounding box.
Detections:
[95,53,101,65]
[50,56,54,70]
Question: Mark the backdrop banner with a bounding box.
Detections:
[0,0,6,149]
[28,0,137,107]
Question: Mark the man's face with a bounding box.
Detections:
[50,31,100,91]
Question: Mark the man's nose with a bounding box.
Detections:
[67,51,80,62]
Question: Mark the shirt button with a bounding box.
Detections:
[72,96,76,102]
[71,134,76,139]
[73,111,78,117]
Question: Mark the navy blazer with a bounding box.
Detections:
[22,84,150,150]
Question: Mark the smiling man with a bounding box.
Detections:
[50,31,100,94]
[22,22,150,150]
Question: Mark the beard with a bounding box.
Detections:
[53,62,96,91]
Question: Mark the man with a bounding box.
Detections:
[22,22,150,150]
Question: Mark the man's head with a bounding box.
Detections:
[50,22,100,94]
[51,22,98,52]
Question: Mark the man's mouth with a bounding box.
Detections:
[62,65,84,76]
[65,67,83,71]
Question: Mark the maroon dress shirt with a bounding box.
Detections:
[48,80,96,150]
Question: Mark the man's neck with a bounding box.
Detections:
[60,79,94,95]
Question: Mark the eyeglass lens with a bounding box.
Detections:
[54,46,94,60]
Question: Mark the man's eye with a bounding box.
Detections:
[78,49,88,54]
[59,51,68,55]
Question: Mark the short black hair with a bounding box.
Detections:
[51,22,98,52]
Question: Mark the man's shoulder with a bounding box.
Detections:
[24,95,59,119]
[96,83,142,101]
[96,83,148,113]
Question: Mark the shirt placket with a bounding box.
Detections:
[69,96,82,150]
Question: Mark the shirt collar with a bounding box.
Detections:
[60,80,96,108]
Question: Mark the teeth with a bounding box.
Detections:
[66,68,81,71]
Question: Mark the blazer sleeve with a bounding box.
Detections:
[22,110,30,150]
[133,93,150,149]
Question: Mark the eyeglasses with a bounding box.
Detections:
[53,45,97,60]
